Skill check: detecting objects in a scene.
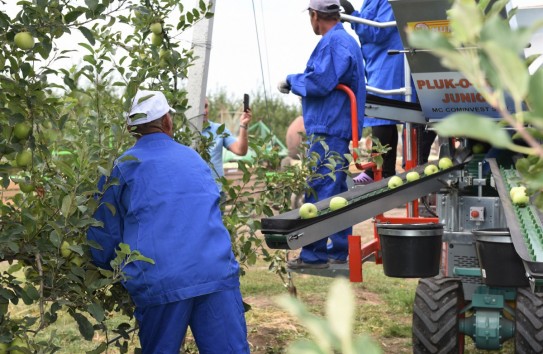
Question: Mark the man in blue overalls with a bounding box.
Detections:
[278,0,366,268]
[88,90,250,353]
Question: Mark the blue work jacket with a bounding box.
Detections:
[351,0,406,127]
[87,133,240,307]
[287,23,365,140]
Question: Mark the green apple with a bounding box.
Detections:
[299,202,318,219]
[15,150,32,167]
[151,33,162,46]
[387,176,403,189]
[438,157,453,170]
[472,143,486,154]
[60,240,72,259]
[509,186,526,199]
[0,342,8,354]
[13,122,31,140]
[329,196,348,211]
[14,31,34,50]
[512,192,529,207]
[150,22,162,35]
[405,171,420,182]
[10,337,29,354]
[70,255,84,267]
[19,181,34,193]
[424,164,439,176]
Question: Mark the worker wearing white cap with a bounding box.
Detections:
[88,90,250,353]
[278,0,366,268]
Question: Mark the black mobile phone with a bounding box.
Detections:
[243,94,250,112]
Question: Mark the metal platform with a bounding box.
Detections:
[261,161,463,250]
[365,93,426,124]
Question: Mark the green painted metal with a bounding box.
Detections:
[459,286,516,350]
[453,266,482,277]
[501,167,543,261]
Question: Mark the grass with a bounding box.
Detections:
[0,253,519,353]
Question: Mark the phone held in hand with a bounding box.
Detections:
[243,94,250,112]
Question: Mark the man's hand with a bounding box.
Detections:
[240,109,252,128]
[277,80,291,94]
[340,0,355,15]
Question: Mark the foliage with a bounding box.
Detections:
[0,0,212,352]
[408,0,543,208]
[277,278,382,354]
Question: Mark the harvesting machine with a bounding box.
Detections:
[261,0,543,352]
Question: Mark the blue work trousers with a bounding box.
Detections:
[134,288,249,354]
[300,135,351,263]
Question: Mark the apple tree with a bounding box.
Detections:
[0,0,213,351]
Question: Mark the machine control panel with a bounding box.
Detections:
[470,206,485,221]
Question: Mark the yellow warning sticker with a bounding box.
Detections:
[407,20,451,34]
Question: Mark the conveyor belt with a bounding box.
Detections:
[262,161,463,250]
[488,159,543,292]
[365,94,427,124]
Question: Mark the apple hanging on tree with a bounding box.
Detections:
[15,150,32,168]
[14,31,34,50]
[13,122,31,140]
[150,22,162,35]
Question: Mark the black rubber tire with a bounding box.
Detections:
[412,276,465,354]
[515,287,543,354]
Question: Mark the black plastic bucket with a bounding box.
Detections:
[473,228,529,287]
[377,223,443,278]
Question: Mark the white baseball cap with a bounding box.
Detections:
[127,90,176,126]
[308,0,340,13]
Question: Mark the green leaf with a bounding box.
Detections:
[448,0,482,44]
[49,230,61,247]
[481,41,529,101]
[64,10,84,23]
[131,253,155,265]
[72,312,95,341]
[326,279,354,345]
[85,0,98,11]
[87,302,105,322]
[61,194,74,217]
[25,285,40,301]
[434,113,512,148]
[408,29,455,52]
[78,26,95,46]
[527,67,543,118]
[286,340,327,354]
[480,15,533,55]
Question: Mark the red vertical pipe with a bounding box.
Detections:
[348,234,362,282]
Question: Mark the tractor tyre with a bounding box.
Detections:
[412,276,465,354]
[515,287,543,354]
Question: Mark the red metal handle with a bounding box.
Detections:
[336,84,364,170]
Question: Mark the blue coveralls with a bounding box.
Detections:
[287,23,366,263]
[87,133,249,354]
[350,0,405,177]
